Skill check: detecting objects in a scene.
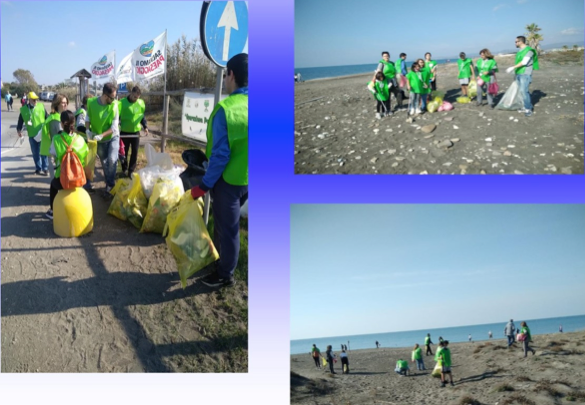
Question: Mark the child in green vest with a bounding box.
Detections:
[406,62,427,116]
[46,110,88,220]
[439,340,454,387]
[367,71,391,118]
[411,343,425,370]
[457,52,476,97]
[395,359,410,376]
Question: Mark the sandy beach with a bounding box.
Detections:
[291,331,585,405]
[294,54,584,174]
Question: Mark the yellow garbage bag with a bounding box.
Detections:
[431,90,445,103]
[322,357,328,367]
[110,177,132,197]
[456,96,471,104]
[427,100,440,113]
[432,361,442,378]
[140,178,184,234]
[163,191,219,289]
[107,174,148,229]
[468,80,477,98]
[84,140,97,181]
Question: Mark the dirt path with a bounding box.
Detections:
[1,112,248,372]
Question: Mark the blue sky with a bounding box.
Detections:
[295,0,585,68]
[291,205,585,340]
[0,1,245,85]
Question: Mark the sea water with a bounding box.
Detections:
[295,59,453,82]
[290,314,585,355]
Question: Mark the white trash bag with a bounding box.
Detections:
[495,80,526,111]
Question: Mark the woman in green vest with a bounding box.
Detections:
[46,110,88,220]
[457,52,476,98]
[475,48,499,108]
[519,321,536,357]
[373,52,405,113]
[411,343,425,370]
[16,91,49,175]
[41,94,69,179]
[406,62,427,116]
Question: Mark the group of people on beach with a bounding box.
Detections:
[366,35,539,119]
[308,319,538,388]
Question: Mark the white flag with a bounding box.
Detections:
[115,51,134,84]
[90,50,115,79]
[133,31,166,81]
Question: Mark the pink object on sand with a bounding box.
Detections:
[477,78,484,86]
[442,101,453,111]
[438,106,444,112]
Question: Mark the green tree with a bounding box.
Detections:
[573,45,579,51]
[525,23,543,54]
[562,45,568,51]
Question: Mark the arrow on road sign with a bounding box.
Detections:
[218,1,239,61]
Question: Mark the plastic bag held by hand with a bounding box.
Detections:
[506,67,515,74]
[94,134,103,142]
[163,192,219,289]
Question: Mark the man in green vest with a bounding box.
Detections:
[374,51,405,113]
[16,91,49,175]
[118,86,148,178]
[85,82,120,193]
[190,53,248,288]
[506,35,539,117]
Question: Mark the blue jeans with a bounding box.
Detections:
[210,176,248,279]
[416,358,425,370]
[507,335,514,346]
[28,137,48,172]
[96,136,120,188]
[421,93,428,111]
[515,74,533,111]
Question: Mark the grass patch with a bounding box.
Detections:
[501,394,536,405]
[541,49,584,65]
[566,391,585,402]
[459,396,481,405]
[534,380,563,398]
[494,384,515,392]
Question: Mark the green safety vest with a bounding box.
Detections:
[406,71,424,94]
[205,93,248,186]
[412,347,422,360]
[420,67,432,94]
[40,112,60,156]
[20,103,46,138]
[394,59,402,74]
[425,336,431,345]
[427,59,437,78]
[379,59,396,79]
[439,348,451,367]
[119,97,145,132]
[515,46,539,74]
[368,79,390,101]
[52,131,89,178]
[87,97,118,142]
[434,347,443,362]
[477,59,498,84]
[396,360,408,369]
[74,107,85,117]
[457,58,473,79]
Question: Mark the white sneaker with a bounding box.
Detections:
[415,109,422,114]
[375,113,381,119]
[517,108,527,113]
[409,110,415,116]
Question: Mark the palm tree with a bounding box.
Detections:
[562,45,568,51]
[525,23,543,53]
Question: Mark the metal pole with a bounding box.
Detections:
[203,66,223,225]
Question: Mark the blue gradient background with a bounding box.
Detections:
[2,0,585,404]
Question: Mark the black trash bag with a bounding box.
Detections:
[179,149,208,191]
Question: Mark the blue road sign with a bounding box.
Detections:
[200,1,248,67]
[118,83,128,93]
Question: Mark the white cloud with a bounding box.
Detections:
[561,28,584,35]
[68,41,76,47]
[493,4,508,11]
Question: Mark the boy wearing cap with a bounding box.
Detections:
[17,92,49,175]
